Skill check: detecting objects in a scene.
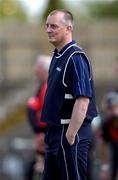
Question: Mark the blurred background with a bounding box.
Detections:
[0,0,118,179]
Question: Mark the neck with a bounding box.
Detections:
[56,37,72,51]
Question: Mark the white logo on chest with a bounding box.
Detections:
[56,67,61,72]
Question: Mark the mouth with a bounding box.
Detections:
[48,33,54,38]
[48,35,54,39]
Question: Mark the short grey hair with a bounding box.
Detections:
[49,9,74,28]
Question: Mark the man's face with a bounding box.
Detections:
[105,104,118,117]
[46,13,69,47]
[111,104,118,116]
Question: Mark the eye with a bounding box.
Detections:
[51,24,58,29]
[45,23,59,30]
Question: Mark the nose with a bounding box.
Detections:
[46,25,52,33]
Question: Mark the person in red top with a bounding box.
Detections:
[26,55,51,179]
[100,91,118,180]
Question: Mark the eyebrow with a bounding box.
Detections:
[46,22,59,26]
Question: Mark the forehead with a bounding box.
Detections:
[46,12,64,24]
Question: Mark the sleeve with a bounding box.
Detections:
[68,53,92,99]
[27,84,47,134]
[27,96,41,134]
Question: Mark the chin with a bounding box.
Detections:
[49,38,54,41]
[49,39,56,45]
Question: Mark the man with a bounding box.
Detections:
[100,92,118,180]
[41,9,97,180]
[27,55,51,179]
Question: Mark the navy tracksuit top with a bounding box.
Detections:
[41,40,97,126]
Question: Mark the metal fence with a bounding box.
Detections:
[0,39,40,87]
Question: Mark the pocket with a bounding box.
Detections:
[64,134,78,147]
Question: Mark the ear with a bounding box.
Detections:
[67,26,73,32]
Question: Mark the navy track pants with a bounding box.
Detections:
[42,122,92,180]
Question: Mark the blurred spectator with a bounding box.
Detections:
[26,55,51,179]
[99,91,118,180]
[87,114,102,180]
